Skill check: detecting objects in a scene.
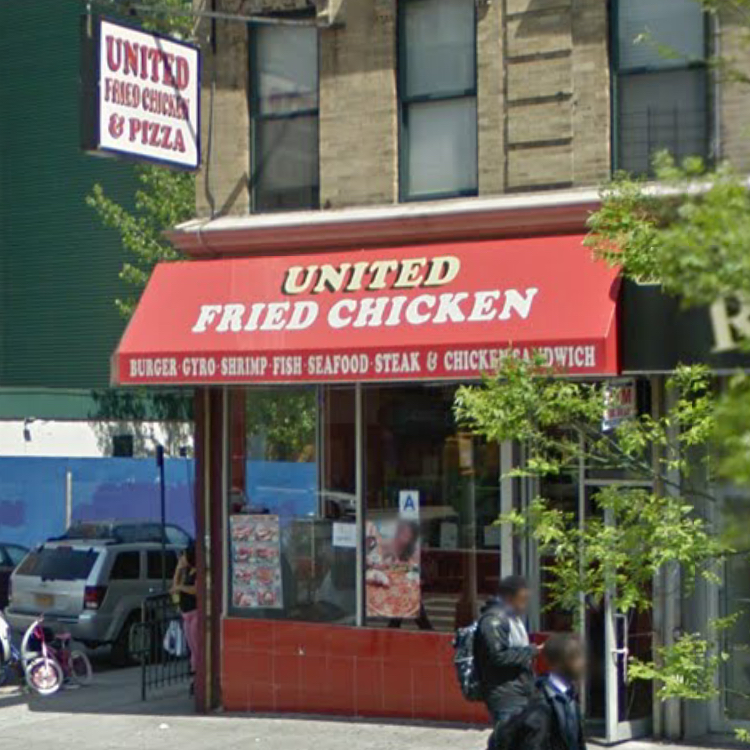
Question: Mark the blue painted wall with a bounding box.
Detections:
[0,457,196,549]
[0,457,317,550]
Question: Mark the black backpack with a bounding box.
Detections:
[452,619,483,702]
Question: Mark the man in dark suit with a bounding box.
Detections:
[536,633,587,750]
[493,633,586,750]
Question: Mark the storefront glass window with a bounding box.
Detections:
[227,384,501,630]
[229,387,355,624]
[363,385,500,632]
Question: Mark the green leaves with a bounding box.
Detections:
[87,166,194,318]
[455,354,731,700]
[588,155,750,307]
[629,631,723,701]
[96,0,195,38]
[245,389,317,462]
[86,0,195,317]
[455,357,715,486]
[580,10,750,710]
[454,356,602,477]
[503,488,725,615]
[629,614,741,702]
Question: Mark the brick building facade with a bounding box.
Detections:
[195,0,750,218]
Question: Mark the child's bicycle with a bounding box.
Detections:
[20,616,93,696]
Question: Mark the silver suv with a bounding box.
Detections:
[5,523,190,664]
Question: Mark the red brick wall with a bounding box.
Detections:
[222,618,489,723]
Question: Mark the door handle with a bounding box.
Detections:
[613,612,630,683]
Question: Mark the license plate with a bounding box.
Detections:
[35,594,54,608]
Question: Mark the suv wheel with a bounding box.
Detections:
[111,612,139,667]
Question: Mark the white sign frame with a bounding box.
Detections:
[93,18,201,170]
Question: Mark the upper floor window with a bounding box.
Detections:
[250,24,319,212]
[614,0,709,175]
[399,0,477,201]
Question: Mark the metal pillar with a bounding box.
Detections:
[355,383,365,627]
[156,444,167,594]
[500,440,514,579]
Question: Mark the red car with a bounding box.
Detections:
[0,543,28,609]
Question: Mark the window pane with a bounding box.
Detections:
[229,388,356,625]
[618,0,704,71]
[110,551,141,580]
[146,550,178,580]
[318,387,357,623]
[405,98,477,199]
[228,387,357,624]
[255,26,318,115]
[363,385,501,633]
[6,546,26,566]
[403,0,475,98]
[254,116,319,212]
[618,69,707,174]
[16,546,100,581]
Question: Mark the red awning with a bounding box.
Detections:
[112,235,620,385]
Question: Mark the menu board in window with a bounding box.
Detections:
[230,515,283,609]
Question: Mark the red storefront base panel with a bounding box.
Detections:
[222,618,488,724]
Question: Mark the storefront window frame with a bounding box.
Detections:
[222,381,513,631]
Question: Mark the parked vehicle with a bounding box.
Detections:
[5,527,188,666]
[0,543,29,609]
[60,520,192,548]
[20,615,92,696]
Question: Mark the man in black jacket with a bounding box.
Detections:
[475,576,546,750]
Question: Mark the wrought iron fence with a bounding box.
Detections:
[130,592,191,700]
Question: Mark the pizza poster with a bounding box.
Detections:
[365,518,421,618]
[230,514,283,609]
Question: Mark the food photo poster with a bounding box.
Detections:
[230,514,283,609]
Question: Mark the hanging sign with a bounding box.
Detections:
[81,17,200,169]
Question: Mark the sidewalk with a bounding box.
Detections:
[0,668,740,750]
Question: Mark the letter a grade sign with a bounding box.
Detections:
[81,17,200,169]
[399,490,420,519]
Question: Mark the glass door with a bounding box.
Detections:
[713,486,750,733]
[588,482,653,744]
[533,467,654,744]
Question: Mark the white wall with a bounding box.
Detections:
[0,419,193,458]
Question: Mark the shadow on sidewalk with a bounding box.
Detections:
[3,666,194,718]
[6,664,488,737]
